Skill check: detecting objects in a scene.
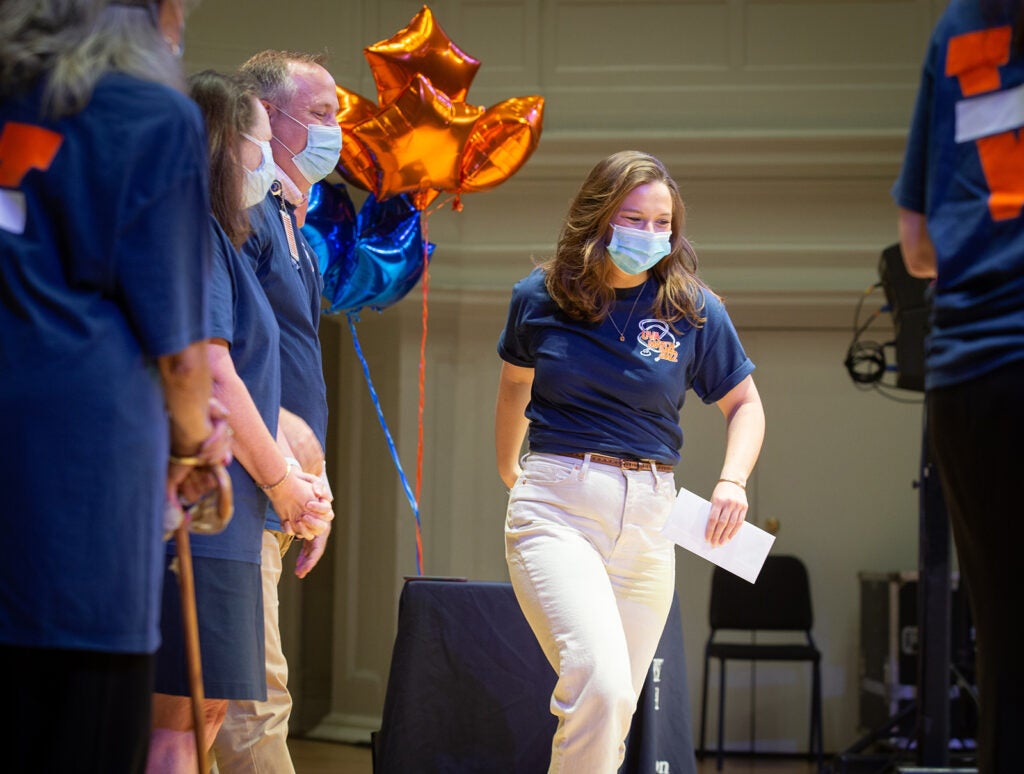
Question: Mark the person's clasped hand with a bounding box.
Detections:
[293,468,334,540]
[267,465,333,540]
[292,465,335,578]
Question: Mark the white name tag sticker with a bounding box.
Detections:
[0,189,27,234]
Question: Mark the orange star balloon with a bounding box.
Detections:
[333,4,544,209]
[335,85,380,193]
[459,96,545,193]
[352,74,482,199]
[364,5,480,105]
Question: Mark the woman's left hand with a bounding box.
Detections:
[705,479,748,546]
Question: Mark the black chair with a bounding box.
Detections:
[697,554,824,771]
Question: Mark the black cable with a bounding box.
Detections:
[845,284,887,385]
[844,282,924,404]
[845,339,887,384]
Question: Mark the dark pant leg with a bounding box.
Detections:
[928,359,1024,774]
[6,644,154,773]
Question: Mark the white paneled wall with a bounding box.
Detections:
[185,0,944,755]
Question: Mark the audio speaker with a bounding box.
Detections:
[878,244,931,392]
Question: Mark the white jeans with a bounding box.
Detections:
[505,452,677,774]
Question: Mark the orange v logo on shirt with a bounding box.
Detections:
[0,122,63,188]
[947,26,1024,221]
[0,122,63,235]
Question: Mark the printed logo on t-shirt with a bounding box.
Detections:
[0,122,63,235]
[946,26,1024,221]
[637,319,679,362]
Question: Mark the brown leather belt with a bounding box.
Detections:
[561,452,674,473]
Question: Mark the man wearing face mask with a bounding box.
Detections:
[210,50,341,774]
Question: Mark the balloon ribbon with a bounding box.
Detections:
[346,313,424,576]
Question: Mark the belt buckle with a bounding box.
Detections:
[620,459,642,470]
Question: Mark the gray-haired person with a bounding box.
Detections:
[0,1,229,772]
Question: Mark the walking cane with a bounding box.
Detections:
[174,522,210,773]
[174,464,233,774]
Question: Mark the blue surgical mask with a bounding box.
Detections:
[240,133,276,208]
[606,224,672,274]
[272,107,343,184]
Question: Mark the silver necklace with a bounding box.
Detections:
[609,280,647,342]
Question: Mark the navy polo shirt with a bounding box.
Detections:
[243,192,327,531]
[498,268,754,464]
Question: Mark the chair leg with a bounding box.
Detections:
[698,651,710,760]
[808,663,815,756]
[717,658,726,772]
[811,660,824,772]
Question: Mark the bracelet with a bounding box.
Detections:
[718,477,746,489]
[169,454,203,466]
[259,464,292,492]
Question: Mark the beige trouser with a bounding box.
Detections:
[505,452,677,774]
[211,530,295,774]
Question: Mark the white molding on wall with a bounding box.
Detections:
[511,129,907,180]
[406,129,906,329]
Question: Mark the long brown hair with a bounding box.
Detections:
[187,70,256,247]
[543,150,713,328]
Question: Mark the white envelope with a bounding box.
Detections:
[660,486,775,583]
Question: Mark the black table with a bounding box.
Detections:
[374,579,697,774]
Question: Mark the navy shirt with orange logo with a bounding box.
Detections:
[0,73,210,654]
[893,0,1024,389]
[498,268,754,464]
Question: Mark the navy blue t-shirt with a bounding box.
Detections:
[893,0,1024,389]
[0,74,210,654]
[498,268,754,464]
[173,217,281,565]
[243,191,326,531]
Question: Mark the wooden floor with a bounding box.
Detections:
[288,737,825,773]
[289,738,372,774]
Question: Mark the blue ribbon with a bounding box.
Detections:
[346,312,423,576]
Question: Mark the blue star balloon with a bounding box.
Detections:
[302,181,435,315]
[303,179,356,278]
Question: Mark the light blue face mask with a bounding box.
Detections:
[240,133,276,208]
[606,224,672,274]
[272,107,342,185]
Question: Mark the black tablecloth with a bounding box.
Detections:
[374,579,697,774]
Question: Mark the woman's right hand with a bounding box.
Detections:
[495,361,532,492]
[499,463,522,491]
[267,469,333,539]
